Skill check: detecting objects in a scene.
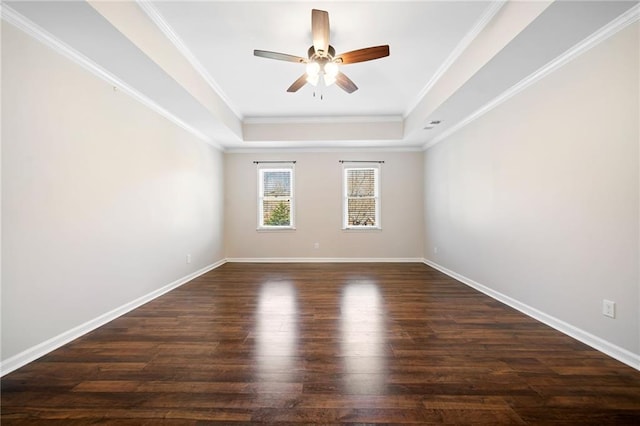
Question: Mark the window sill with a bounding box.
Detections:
[256,227,296,232]
[342,227,382,232]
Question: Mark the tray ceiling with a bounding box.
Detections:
[3,1,638,150]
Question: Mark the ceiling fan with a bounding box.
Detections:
[254,9,390,94]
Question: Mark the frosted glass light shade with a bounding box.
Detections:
[324,61,339,77]
[306,61,320,76]
[306,73,319,86]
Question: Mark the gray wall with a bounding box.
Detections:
[1,23,226,362]
[423,23,639,355]
[224,151,424,260]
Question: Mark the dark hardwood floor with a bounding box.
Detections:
[2,262,640,424]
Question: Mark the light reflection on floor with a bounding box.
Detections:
[255,280,298,387]
[340,281,387,394]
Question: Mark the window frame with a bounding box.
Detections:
[257,163,296,231]
[342,163,381,230]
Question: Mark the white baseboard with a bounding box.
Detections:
[226,257,424,263]
[423,258,640,371]
[0,259,227,377]
[8,258,636,375]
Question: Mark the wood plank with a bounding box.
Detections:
[2,263,640,423]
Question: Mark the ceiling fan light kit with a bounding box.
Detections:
[254,9,390,95]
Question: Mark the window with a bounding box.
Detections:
[343,163,380,229]
[257,163,295,229]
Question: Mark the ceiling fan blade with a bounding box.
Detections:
[335,45,390,64]
[287,74,308,92]
[335,72,358,94]
[254,50,306,63]
[312,9,330,56]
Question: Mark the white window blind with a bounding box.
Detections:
[257,163,295,229]
[342,162,381,229]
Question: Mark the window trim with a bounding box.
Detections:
[257,163,296,231]
[342,163,381,230]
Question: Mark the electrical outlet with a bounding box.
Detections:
[186,254,191,264]
[602,299,615,318]
[313,242,320,249]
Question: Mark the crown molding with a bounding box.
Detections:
[224,145,423,154]
[423,3,640,151]
[404,1,507,118]
[243,115,403,125]
[137,0,242,120]
[1,4,225,151]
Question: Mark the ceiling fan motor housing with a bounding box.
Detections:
[308,45,336,60]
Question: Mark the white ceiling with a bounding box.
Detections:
[3,1,638,150]
[150,1,490,118]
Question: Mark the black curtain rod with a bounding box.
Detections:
[253,161,296,164]
[339,160,385,164]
